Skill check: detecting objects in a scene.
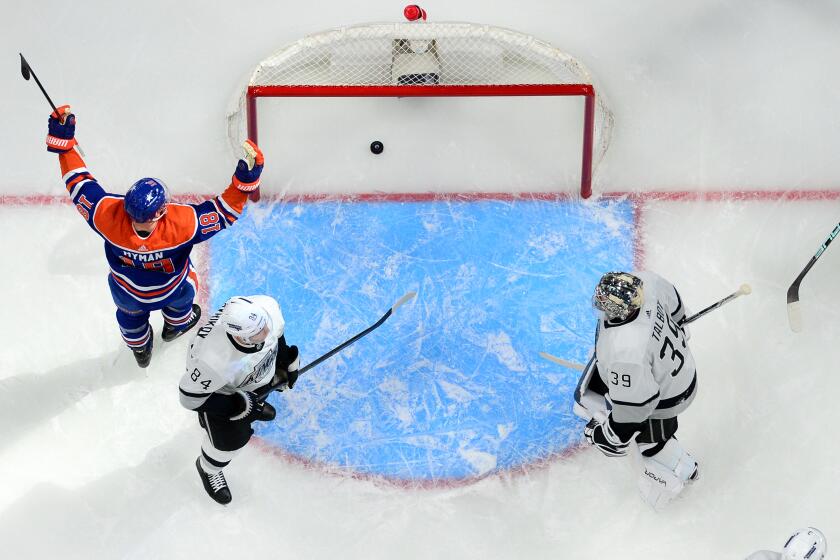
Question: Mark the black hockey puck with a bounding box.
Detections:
[370,140,384,155]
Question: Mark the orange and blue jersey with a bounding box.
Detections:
[59,149,249,305]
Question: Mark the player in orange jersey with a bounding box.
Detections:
[47,104,263,368]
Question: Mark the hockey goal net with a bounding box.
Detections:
[227,17,613,199]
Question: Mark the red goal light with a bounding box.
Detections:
[403,4,427,21]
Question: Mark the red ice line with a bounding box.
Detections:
[8,188,838,488]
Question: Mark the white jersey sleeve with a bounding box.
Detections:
[179,354,230,410]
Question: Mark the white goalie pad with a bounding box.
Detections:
[635,438,698,511]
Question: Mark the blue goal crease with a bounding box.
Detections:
[209,197,635,480]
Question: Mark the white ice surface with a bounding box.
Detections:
[3,1,840,558]
[1,198,838,560]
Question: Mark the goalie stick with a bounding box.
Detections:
[540,283,752,370]
[257,291,417,401]
[786,223,840,333]
[679,283,751,326]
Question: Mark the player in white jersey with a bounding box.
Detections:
[575,271,699,510]
[179,295,300,504]
[745,527,827,560]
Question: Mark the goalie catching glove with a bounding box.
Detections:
[45,104,77,153]
[231,140,264,192]
[584,414,637,457]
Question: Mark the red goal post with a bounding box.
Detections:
[227,20,613,199]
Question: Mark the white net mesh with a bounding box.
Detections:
[226,21,614,191]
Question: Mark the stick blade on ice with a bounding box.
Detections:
[787,301,803,333]
[786,282,803,332]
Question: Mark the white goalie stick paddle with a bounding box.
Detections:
[538,351,585,371]
[787,222,840,333]
[539,283,752,370]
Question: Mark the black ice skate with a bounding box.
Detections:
[162,304,202,342]
[196,457,232,505]
[258,401,276,422]
[132,326,154,368]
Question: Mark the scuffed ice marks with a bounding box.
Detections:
[210,197,635,480]
[485,332,527,372]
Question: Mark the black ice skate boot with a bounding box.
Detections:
[258,401,276,422]
[196,457,232,505]
[162,304,202,342]
[132,326,154,368]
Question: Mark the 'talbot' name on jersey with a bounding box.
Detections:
[652,301,667,342]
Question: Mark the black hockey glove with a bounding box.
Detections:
[584,415,635,457]
[230,391,271,423]
[273,336,300,390]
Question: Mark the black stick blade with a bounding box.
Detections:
[19,53,31,80]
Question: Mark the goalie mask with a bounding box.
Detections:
[221,297,274,345]
[593,272,644,321]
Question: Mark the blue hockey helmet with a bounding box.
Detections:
[124,178,169,223]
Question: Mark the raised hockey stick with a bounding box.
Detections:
[19,53,59,113]
[786,223,840,332]
[20,53,85,157]
[257,291,417,400]
[539,283,752,370]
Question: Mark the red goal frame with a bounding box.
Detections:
[245,83,597,199]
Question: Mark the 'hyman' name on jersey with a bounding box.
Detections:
[652,301,666,342]
[122,250,165,262]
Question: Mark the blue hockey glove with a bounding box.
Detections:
[232,140,264,192]
[46,105,77,153]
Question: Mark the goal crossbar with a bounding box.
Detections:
[246,84,597,198]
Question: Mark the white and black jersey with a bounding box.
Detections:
[179,295,285,411]
[595,271,697,425]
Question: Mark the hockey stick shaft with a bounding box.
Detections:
[540,284,751,370]
[786,222,840,332]
[258,291,417,400]
[20,53,85,157]
[538,351,584,371]
[679,283,751,326]
[788,222,840,303]
[19,53,59,113]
